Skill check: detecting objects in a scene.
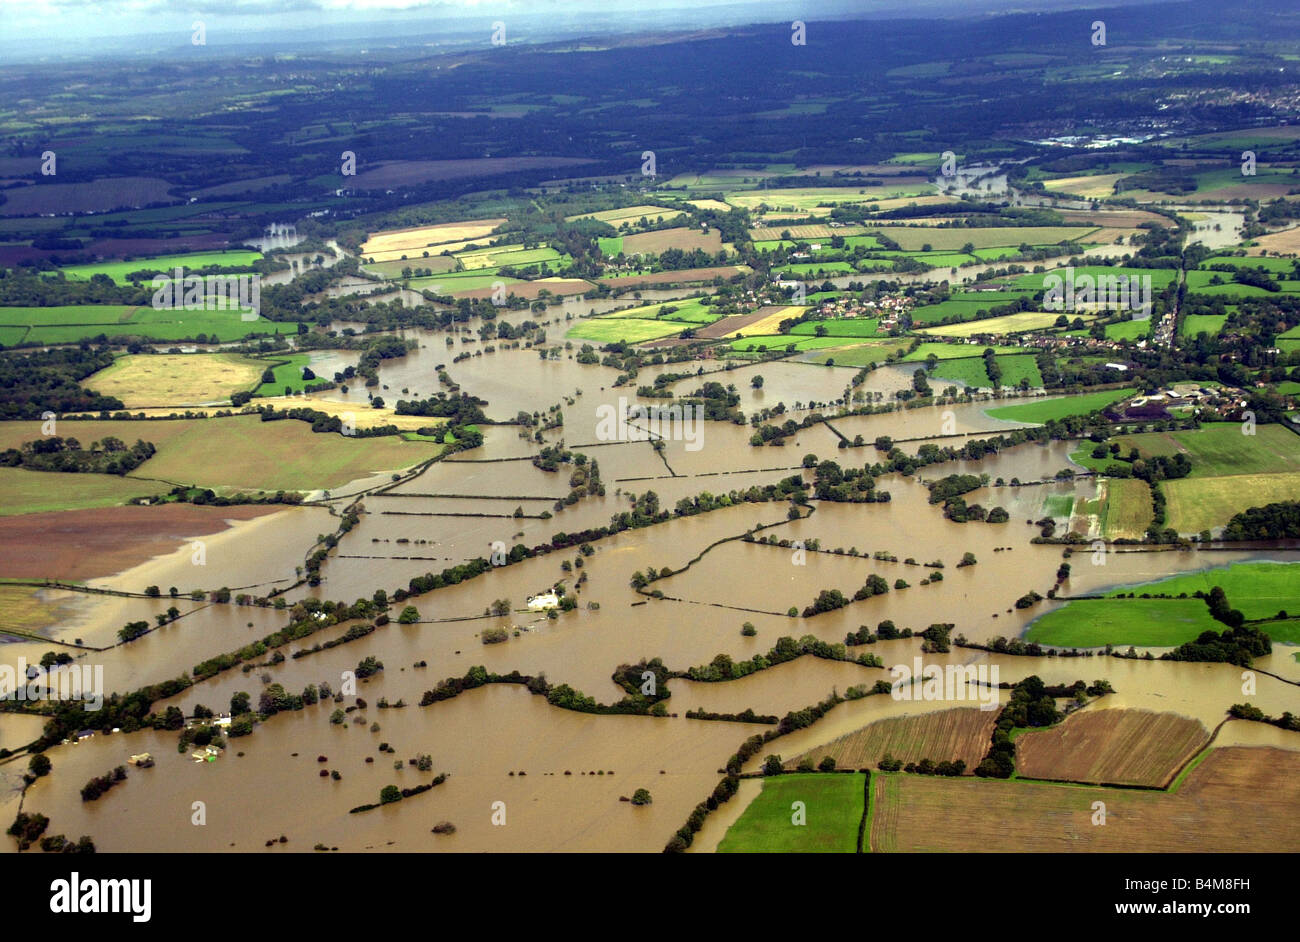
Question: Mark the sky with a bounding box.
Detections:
[0,0,1139,54]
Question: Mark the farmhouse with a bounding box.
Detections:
[527,592,560,611]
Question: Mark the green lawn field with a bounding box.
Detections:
[1024,598,1220,647]
[1102,562,1300,622]
[59,250,262,284]
[717,773,865,853]
[986,388,1134,424]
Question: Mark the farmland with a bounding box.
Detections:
[869,748,1300,852]
[927,354,1043,390]
[0,415,440,493]
[0,304,298,345]
[0,467,162,516]
[789,708,998,773]
[58,250,262,284]
[1101,561,1300,622]
[917,311,1065,337]
[1024,598,1220,648]
[1114,424,1300,532]
[1098,477,1155,540]
[985,388,1134,423]
[566,317,688,344]
[85,353,266,407]
[1015,709,1211,788]
[717,773,865,853]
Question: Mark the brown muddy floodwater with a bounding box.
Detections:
[5,341,1298,854]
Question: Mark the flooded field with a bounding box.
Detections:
[4,335,1297,856]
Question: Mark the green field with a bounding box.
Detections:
[1180,314,1229,338]
[903,342,1027,361]
[1101,562,1300,622]
[730,334,856,354]
[927,354,1042,390]
[1024,598,1220,647]
[0,415,441,493]
[1013,267,1179,292]
[605,297,720,324]
[0,303,298,345]
[566,317,687,344]
[986,388,1134,424]
[1121,424,1300,478]
[790,318,883,337]
[59,250,262,284]
[254,354,317,395]
[0,467,163,516]
[717,773,865,853]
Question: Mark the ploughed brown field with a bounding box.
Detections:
[690,310,775,339]
[870,746,1300,852]
[789,707,997,772]
[0,504,280,581]
[1015,708,1211,788]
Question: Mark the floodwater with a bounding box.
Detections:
[5,322,1298,854]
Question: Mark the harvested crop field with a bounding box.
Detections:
[1015,708,1211,788]
[870,746,1300,852]
[721,305,804,337]
[85,353,265,407]
[748,224,869,241]
[566,205,682,225]
[601,266,748,288]
[789,708,997,772]
[0,504,282,580]
[693,310,787,339]
[1247,225,1300,256]
[621,227,727,254]
[360,219,506,258]
[0,415,441,493]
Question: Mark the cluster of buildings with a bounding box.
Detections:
[815,294,912,330]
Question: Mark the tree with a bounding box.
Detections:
[630,788,652,806]
[398,606,420,624]
[380,785,402,804]
[751,375,764,389]
[28,754,51,777]
[762,754,784,776]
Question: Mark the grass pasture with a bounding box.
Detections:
[926,354,1043,390]
[0,304,298,345]
[1105,561,1300,622]
[1015,709,1210,788]
[1164,473,1300,534]
[566,317,687,344]
[1024,598,1219,648]
[717,773,865,853]
[985,388,1133,424]
[789,708,997,773]
[1180,314,1229,338]
[0,467,163,516]
[59,250,261,284]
